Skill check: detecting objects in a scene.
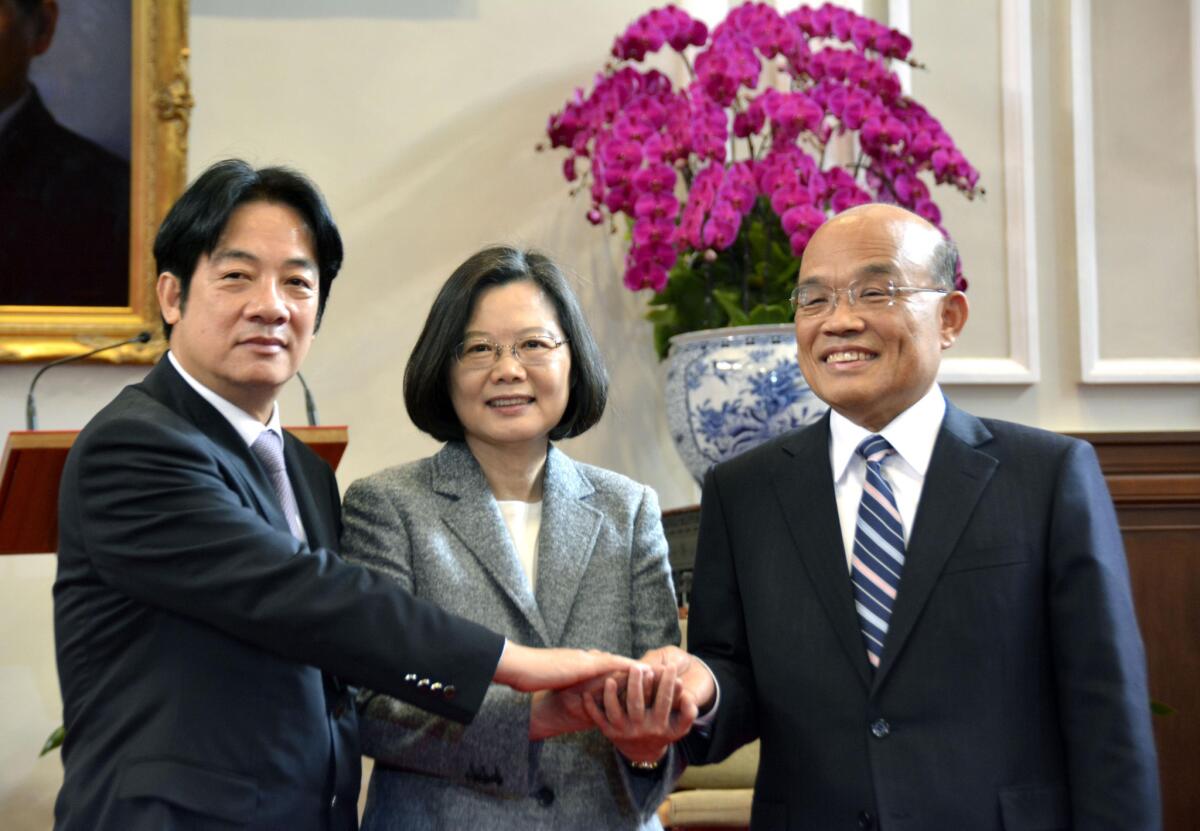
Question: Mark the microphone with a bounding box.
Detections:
[25,331,152,430]
[296,371,319,427]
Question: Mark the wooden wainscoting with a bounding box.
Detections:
[1070,432,1200,831]
[664,431,1200,831]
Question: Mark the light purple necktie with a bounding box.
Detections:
[251,430,306,541]
[850,434,904,670]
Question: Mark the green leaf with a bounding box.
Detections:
[653,324,673,360]
[1151,699,1176,717]
[746,304,784,325]
[712,288,749,326]
[644,307,678,326]
[746,217,769,263]
[40,725,64,757]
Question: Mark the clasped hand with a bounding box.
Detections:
[529,645,714,765]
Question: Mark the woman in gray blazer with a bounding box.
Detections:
[341,246,685,830]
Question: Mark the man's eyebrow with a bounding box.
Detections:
[211,248,260,265]
[857,261,901,279]
[798,261,900,286]
[211,248,315,270]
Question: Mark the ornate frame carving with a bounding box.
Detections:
[0,0,191,363]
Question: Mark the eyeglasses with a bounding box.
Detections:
[454,335,570,368]
[789,279,948,318]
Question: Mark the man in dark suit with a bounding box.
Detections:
[0,0,129,306]
[52,159,636,830]
[664,203,1160,829]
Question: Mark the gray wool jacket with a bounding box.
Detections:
[340,441,683,830]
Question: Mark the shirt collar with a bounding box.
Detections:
[829,383,946,482]
[167,351,282,447]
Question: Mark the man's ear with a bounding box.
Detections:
[157,272,183,327]
[939,291,969,350]
[31,1,58,57]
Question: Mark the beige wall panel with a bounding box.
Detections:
[910,0,1010,360]
[1092,0,1200,359]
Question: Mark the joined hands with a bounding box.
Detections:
[526,644,716,765]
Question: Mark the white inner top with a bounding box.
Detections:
[496,499,543,591]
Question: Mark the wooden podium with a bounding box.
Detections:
[0,426,348,556]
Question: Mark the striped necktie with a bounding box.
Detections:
[251,429,307,541]
[850,434,905,670]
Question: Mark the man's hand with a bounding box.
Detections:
[494,641,645,693]
[582,658,697,765]
[529,670,658,740]
[639,644,716,713]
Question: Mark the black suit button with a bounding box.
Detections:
[869,718,890,738]
[857,810,875,829]
[443,684,457,700]
[535,786,555,807]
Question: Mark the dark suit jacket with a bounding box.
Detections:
[0,86,129,306]
[682,403,1160,831]
[53,359,504,830]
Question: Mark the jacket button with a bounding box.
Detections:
[331,794,338,808]
[535,786,555,807]
[869,718,890,738]
[443,684,457,700]
[857,810,875,829]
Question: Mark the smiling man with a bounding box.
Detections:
[672,203,1161,829]
[52,160,638,831]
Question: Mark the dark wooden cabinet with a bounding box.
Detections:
[664,431,1200,830]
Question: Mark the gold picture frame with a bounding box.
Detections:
[0,0,191,364]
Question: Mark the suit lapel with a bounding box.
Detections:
[534,447,602,647]
[434,443,552,645]
[139,358,292,537]
[771,415,874,691]
[873,403,997,688]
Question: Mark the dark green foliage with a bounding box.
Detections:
[646,197,800,359]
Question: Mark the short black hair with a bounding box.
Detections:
[405,246,608,442]
[153,159,344,338]
[13,0,43,16]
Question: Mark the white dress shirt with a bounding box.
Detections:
[695,385,946,729]
[167,351,306,543]
[829,383,946,570]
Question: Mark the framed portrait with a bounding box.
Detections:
[0,0,190,363]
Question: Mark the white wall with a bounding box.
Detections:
[2,1,1198,824]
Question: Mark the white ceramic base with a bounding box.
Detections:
[664,324,828,483]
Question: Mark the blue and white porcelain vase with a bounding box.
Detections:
[664,323,827,483]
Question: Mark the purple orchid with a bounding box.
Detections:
[543,2,982,329]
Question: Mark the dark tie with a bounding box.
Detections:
[251,430,306,541]
[850,435,904,669]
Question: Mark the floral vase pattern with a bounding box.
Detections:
[665,324,827,483]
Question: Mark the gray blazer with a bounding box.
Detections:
[341,441,683,830]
